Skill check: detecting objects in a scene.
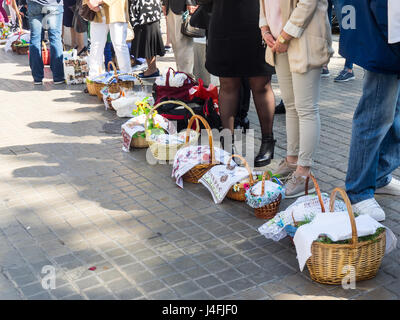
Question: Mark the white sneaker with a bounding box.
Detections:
[352,198,385,222]
[375,177,400,196]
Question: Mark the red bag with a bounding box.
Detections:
[154,67,198,104]
[28,41,50,65]
[189,78,219,105]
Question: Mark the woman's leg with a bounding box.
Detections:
[145,56,157,75]
[109,22,131,73]
[219,77,242,133]
[292,67,322,176]
[89,21,108,77]
[275,53,298,165]
[249,75,275,135]
[249,75,276,166]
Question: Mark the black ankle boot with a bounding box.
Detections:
[234,117,250,133]
[254,135,276,167]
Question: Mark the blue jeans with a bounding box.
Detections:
[328,0,353,70]
[28,1,64,82]
[345,71,400,204]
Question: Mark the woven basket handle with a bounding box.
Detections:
[329,187,358,246]
[144,100,200,138]
[305,173,325,212]
[185,115,215,164]
[250,170,271,197]
[226,154,254,185]
[107,61,118,76]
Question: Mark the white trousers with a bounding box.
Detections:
[166,10,194,75]
[7,2,17,25]
[89,19,131,77]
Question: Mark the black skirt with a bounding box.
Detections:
[205,0,275,78]
[131,21,166,59]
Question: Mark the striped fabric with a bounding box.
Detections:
[28,0,63,5]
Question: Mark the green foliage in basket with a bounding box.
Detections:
[296,216,385,244]
[132,97,164,139]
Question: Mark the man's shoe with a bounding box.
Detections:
[375,177,400,196]
[53,80,65,85]
[34,81,43,85]
[352,198,385,222]
[275,100,286,114]
[334,69,355,82]
[273,158,297,180]
[321,67,330,78]
[284,173,315,199]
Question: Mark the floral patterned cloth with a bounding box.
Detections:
[199,164,250,204]
[258,193,347,242]
[172,145,233,188]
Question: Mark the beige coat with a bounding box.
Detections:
[83,0,129,24]
[259,0,334,74]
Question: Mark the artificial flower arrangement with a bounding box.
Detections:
[131,97,164,139]
[232,171,281,194]
[0,24,10,40]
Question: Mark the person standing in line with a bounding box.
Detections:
[161,0,197,74]
[62,0,85,52]
[85,0,131,77]
[261,0,334,198]
[0,0,9,23]
[206,0,276,167]
[342,0,400,221]
[27,0,65,85]
[129,0,165,79]
[327,0,355,82]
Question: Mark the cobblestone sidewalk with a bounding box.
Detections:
[0,38,399,300]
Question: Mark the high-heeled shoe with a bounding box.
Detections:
[254,134,276,167]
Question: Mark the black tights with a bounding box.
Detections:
[219,76,275,135]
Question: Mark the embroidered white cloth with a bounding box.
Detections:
[388,0,400,44]
[121,114,175,152]
[199,164,250,204]
[155,72,188,88]
[112,93,154,118]
[294,212,398,271]
[149,130,198,145]
[258,193,347,242]
[172,145,233,188]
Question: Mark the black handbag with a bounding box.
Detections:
[181,11,206,38]
[78,3,96,22]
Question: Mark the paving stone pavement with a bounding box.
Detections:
[0,36,399,300]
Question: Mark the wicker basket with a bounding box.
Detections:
[86,78,102,96]
[253,171,282,219]
[226,155,257,202]
[305,187,386,285]
[287,174,325,244]
[103,72,144,111]
[16,43,29,55]
[97,61,135,100]
[145,100,200,161]
[131,135,149,149]
[182,115,218,184]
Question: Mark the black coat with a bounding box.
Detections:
[162,0,197,15]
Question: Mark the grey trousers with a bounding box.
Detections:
[275,52,322,167]
[166,10,194,75]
